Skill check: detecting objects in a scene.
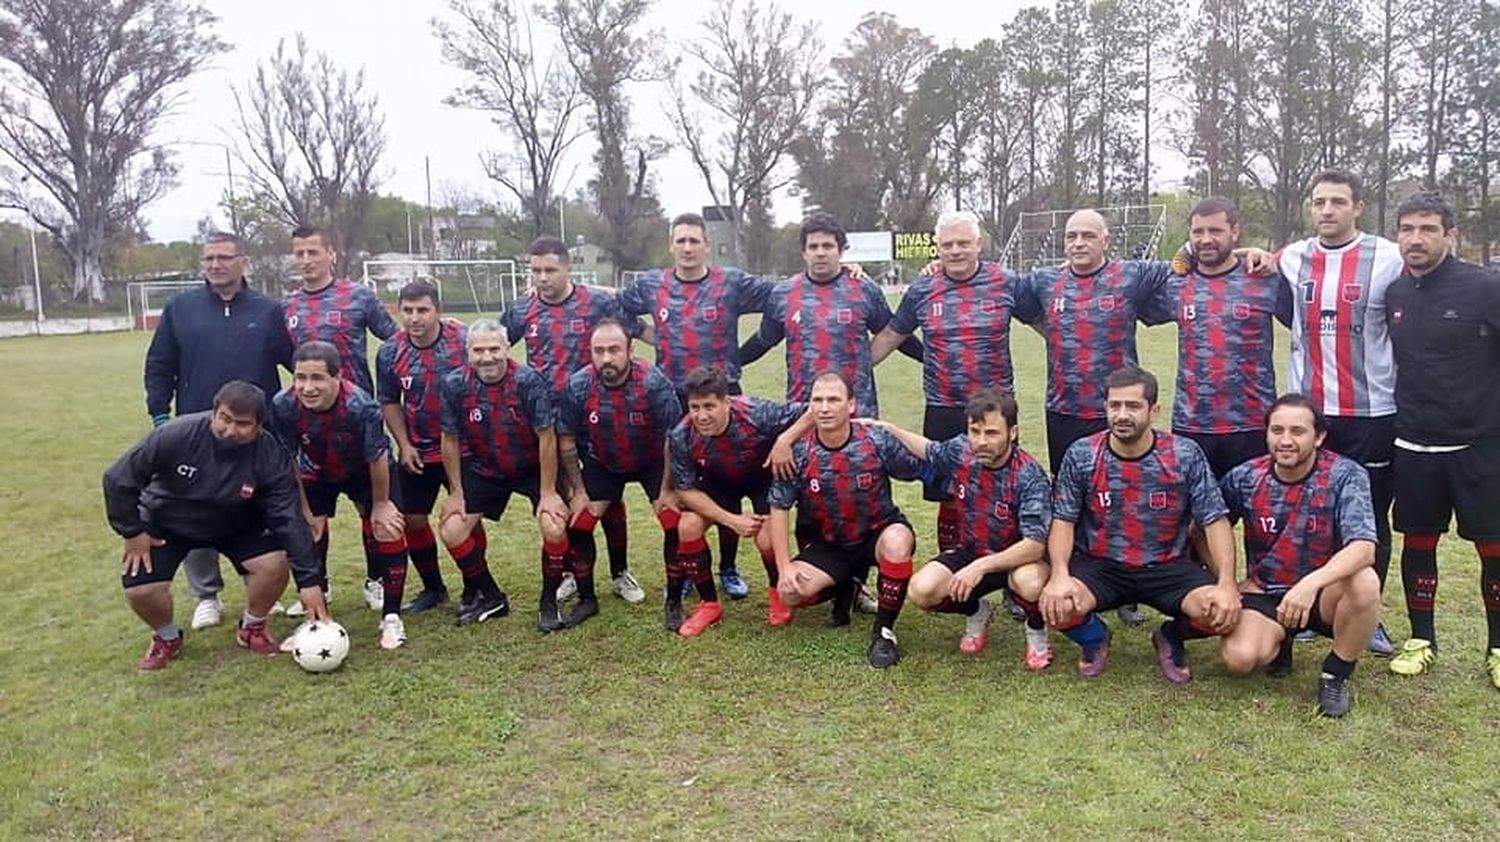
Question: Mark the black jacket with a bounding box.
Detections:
[1386,255,1500,445]
[102,413,320,588]
[143,281,292,419]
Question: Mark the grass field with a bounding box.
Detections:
[1,319,1497,840]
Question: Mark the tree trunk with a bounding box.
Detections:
[71,221,106,302]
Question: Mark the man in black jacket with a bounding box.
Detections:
[1383,192,1500,689]
[104,381,328,671]
[143,232,293,630]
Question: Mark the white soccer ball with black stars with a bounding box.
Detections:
[292,620,350,673]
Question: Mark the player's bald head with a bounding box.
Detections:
[1065,209,1108,234]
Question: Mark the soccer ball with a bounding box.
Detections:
[292,620,351,673]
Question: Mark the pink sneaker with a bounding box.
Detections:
[137,634,184,671]
[236,620,280,656]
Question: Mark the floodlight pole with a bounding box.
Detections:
[28,222,44,323]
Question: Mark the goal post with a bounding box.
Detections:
[361,259,521,314]
[999,204,1167,272]
[127,280,215,330]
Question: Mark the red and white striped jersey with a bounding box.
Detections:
[1279,234,1402,418]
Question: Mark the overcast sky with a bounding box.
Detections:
[147,0,1176,243]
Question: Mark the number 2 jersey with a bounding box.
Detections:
[1219,450,1376,591]
[501,284,637,393]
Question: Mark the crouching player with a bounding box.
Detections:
[862,388,1054,667]
[104,381,328,670]
[666,366,811,635]
[270,341,407,649]
[1040,367,1241,681]
[438,320,566,628]
[766,370,924,668]
[1217,394,1381,717]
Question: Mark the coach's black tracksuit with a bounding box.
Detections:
[1386,255,1500,445]
[102,413,321,588]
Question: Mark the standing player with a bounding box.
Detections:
[667,366,812,634]
[502,236,644,604]
[861,389,1054,668]
[282,224,401,611]
[143,232,293,631]
[766,371,925,668]
[1217,395,1381,717]
[1382,192,1500,686]
[870,210,1024,556]
[376,280,468,614]
[269,342,407,648]
[1144,198,1292,477]
[1039,367,1241,681]
[557,319,685,629]
[1273,170,1403,655]
[739,212,920,417]
[438,320,567,630]
[104,382,328,670]
[618,213,775,599]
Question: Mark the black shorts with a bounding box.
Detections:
[1241,590,1334,637]
[1324,415,1395,468]
[703,481,771,516]
[397,461,449,515]
[582,454,664,504]
[460,464,540,520]
[927,548,1009,597]
[1177,429,1266,479]
[304,477,373,518]
[1393,439,1500,541]
[795,517,911,584]
[922,405,970,501]
[1045,411,1109,477]
[121,522,282,589]
[1068,556,1215,616]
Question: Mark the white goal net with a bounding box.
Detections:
[999,204,1167,272]
[361,259,522,314]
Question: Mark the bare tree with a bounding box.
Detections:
[670,0,821,268]
[233,36,386,280]
[0,0,224,300]
[545,0,666,272]
[434,0,584,241]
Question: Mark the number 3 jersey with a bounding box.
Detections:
[1219,450,1377,591]
[923,437,1052,558]
[768,425,923,549]
[1052,430,1228,568]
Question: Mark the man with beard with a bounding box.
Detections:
[1216,395,1380,717]
[557,319,685,629]
[860,388,1055,668]
[104,381,328,670]
[1039,367,1240,682]
[1145,198,1292,478]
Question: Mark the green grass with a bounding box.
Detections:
[2,320,1497,840]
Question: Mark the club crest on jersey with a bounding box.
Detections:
[326,311,342,326]
[1097,294,1117,312]
[993,501,1011,519]
[857,473,874,490]
[569,318,587,334]
[702,305,720,322]
[400,376,413,390]
[629,411,647,426]
[1341,284,1362,304]
[980,299,997,314]
[1233,302,1252,319]
[239,481,255,499]
[469,408,483,423]
[1149,491,1169,510]
[836,308,853,324]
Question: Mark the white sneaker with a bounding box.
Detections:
[378,613,407,650]
[363,578,384,611]
[612,571,646,603]
[279,621,311,653]
[959,598,995,654]
[1023,625,1053,671]
[854,582,879,615]
[556,572,578,602]
[269,602,287,616]
[287,587,332,617]
[190,597,223,630]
